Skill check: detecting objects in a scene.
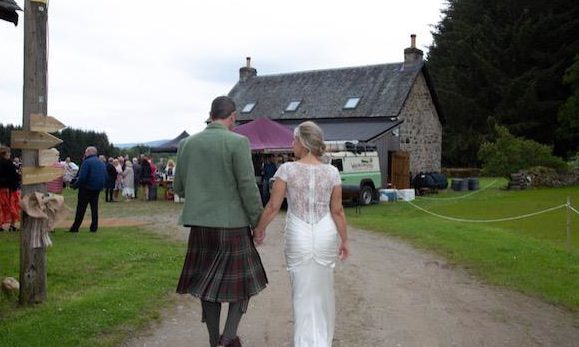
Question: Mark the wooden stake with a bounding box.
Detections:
[19,0,48,305]
[567,196,572,250]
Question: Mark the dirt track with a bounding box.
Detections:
[121,212,579,347]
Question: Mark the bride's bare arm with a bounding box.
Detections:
[330,185,349,260]
[253,178,286,244]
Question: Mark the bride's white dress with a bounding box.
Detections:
[274,162,342,347]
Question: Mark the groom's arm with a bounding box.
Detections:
[173,140,186,198]
[232,136,263,227]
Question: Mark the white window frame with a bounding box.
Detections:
[343,97,361,109]
[285,100,301,112]
[241,102,256,113]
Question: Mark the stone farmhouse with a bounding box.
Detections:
[228,35,443,188]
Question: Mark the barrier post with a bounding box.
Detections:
[567,196,572,250]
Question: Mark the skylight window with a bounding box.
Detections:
[343,97,361,109]
[285,100,301,112]
[241,102,256,113]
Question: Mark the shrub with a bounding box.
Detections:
[568,152,579,169]
[478,125,566,176]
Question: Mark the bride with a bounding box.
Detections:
[254,121,349,347]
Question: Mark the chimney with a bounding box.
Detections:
[239,57,257,82]
[403,34,423,68]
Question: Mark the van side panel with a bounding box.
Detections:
[340,172,381,187]
[328,152,382,188]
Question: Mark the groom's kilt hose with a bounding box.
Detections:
[176,225,268,303]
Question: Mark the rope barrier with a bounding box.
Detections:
[419,179,499,200]
[401,199,568,223]
[397,180,578,223]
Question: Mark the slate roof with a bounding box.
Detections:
[273,118,403,143]
[229,61,428,122]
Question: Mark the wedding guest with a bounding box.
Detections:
[0,146,20,232]
[122,160,135,200]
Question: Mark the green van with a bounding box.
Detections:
[327,151,382,205]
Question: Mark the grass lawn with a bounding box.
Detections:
[2,180,578,345]
[346,178,579,310]
[0,223,184,347]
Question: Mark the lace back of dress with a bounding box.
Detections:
[284,163,338,225]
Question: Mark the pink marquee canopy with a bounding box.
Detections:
[233,117,294,152]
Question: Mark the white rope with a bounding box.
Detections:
[570,204,579,216]
[418,179,499,200]
[402,200,567,223]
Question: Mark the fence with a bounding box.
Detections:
[396,181,579,249]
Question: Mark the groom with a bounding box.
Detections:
[174,96,267,347]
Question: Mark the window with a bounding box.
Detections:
[241,102,256,113]
[343,97,361,109]
[285,100,301,112]
[331,159,344,172]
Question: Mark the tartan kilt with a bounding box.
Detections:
[176,225,268,302]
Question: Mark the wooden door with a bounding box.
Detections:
[391,151,410,189]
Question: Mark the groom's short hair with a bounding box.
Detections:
[210,96,236,120]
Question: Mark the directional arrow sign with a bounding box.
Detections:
[21,166,64,185]
[38,148,60,167]
[11,130,62,149]
[30,114,66,133]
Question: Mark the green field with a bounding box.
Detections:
[347,178,579,309]
[0,226,184,347]
[1,181,578,346]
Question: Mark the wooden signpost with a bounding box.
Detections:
[30,113,66,133]
[19,0,51,305]
[38,148,60,167]
[11,130,62,150]
[11,117,65,186]
[21,166,64,185]
[15,0,66,306]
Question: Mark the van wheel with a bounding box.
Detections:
[359,186,373,205]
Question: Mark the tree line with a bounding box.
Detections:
[0,123,121,163]
[427,0,579,167]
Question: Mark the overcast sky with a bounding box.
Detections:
[0,0,446,145]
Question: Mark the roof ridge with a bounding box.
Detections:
[256,62,404,79]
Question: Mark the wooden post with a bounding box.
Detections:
[567,196,572,250]
[19,0,48,305]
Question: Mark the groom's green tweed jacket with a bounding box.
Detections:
[173,122,263,228]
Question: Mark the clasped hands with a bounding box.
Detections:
[253,226,266,245]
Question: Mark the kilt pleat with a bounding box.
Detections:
[176,225,268,302]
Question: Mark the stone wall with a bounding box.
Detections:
[398,73,442,174]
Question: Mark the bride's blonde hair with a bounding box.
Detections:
[293,121,326,157]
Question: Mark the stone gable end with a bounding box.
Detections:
[399,73,442,174]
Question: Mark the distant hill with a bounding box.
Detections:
[115,139,169,149]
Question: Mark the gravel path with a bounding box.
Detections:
[121,212,579,347]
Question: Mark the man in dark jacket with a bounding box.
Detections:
[132,157,141,199]
[69,146,107,233]
[104,157,117,202]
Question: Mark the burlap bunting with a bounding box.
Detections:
[19,192,70,248]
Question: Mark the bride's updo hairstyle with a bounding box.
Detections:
[294,121,326,157]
